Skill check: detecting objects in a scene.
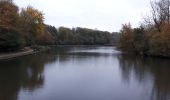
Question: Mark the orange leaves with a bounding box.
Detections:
[21,6,44,25]
[0,1,19,29]
[20,6,45,44]
[119,23,135,52]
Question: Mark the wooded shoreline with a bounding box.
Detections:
[0,45,117,60]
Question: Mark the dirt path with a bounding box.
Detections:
[0,49,35,60]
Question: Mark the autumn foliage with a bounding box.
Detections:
[118,0,170,57]
[0,1,114,51]
[0,1,19,29]
[0,1,23,51]
[20,6,45,45]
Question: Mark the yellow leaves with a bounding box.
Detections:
[20,6,45,44]
[119,23,135,52]
[0,1,19,29]
[159,23,170,52]
[146,22,170,55]
[20,6,44,25]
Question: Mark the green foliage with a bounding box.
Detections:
[0,1,47,51]
[58,27,74,44]
[133,27,146,54]
[0,28,24,51]
[41,25,58,45]
[0,1,25,51]
[57,27,112,45]
[111,32,120,46]
[0,1,117,52]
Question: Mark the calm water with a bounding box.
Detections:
[0,46,170,100]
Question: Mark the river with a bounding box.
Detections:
[0,46,170,100]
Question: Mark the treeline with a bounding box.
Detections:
[0,1,114,52]
[0,1,45,51]
[46,26,112,45]
[118,0,170,57]
[34,25,114,45]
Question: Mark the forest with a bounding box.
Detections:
[118,0,170,57]
[0,0,117,52]
[1,0,170,58]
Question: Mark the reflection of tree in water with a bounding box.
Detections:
[118,54,170,100]
[51,46,114,63]
[0,52,58,100]
[0,46,104,100]
[118,55,150,84]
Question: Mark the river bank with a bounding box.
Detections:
[0,45,116,61]
[0,48,35,60]
[0,46,52,60]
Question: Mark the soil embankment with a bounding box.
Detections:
[0,48,35,60]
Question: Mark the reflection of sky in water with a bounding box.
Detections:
[69,47,120,54]
[0,46,170,100]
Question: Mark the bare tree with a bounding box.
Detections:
[149,0,170,31]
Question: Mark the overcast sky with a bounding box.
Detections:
[14,0,151,32]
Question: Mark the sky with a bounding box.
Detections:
[14,0,151,32]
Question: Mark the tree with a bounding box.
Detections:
[0,1,19,29]
[133,27,146,54]
[118,23,134,52]
[0,1,24,51]
[145,0,170,56]
[42,25,58,45]
[150,0,170,31]
[20,6,45,45]
[118,0,170,57]
[58,27,74,44]
[0,29,24,51]
[148,22,170,56]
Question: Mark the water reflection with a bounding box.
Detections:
[0,47,170,100]
[0,52,57,100]
[118,54,170,100]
